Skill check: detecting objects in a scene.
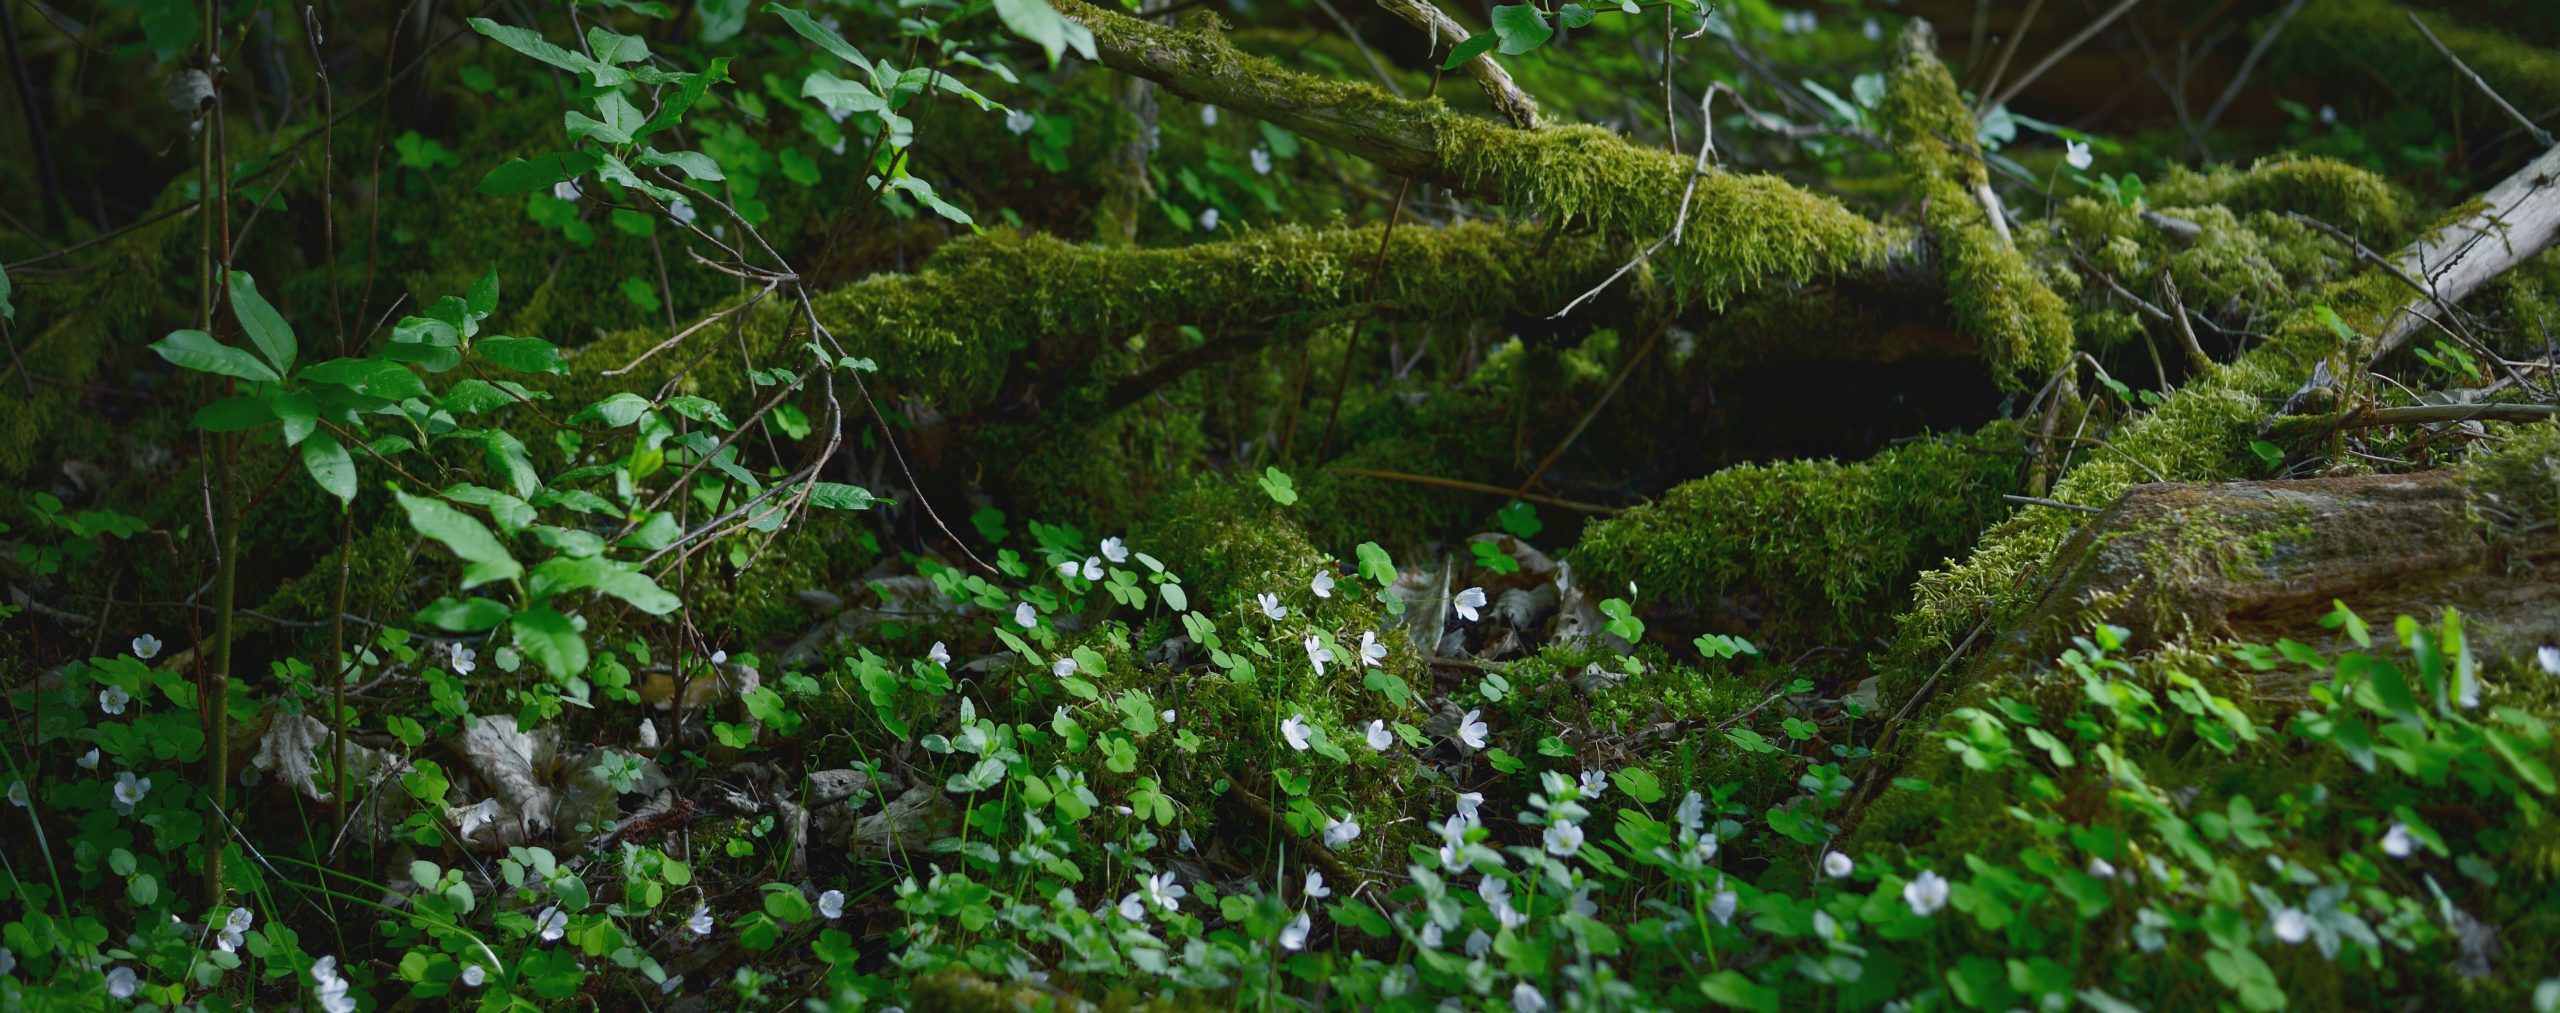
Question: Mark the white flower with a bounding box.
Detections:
[2318,104,2337,125]
[1162,709,1177,724]
[1544,821,1585,857]
[1280,909,1312,950]
[2383,823,2417,859]
[459,797,499,839]
[552,179,583,202]
[818,889,844,919]
[1051,657,1077,679]
[1456,791,1484,822]
[1454,587,1486,622]
[1178,829,1196,853]
[217,906,255,953]
[1081,557,1104,580]
[2088,856,2118,879]
[2065,139,2093,171]
[1004,108,1035,134]
[1144,871,1185,912]
[1251,147,1273,175]
[0,947,13,975]
[1015,602,1037,628]
[1322,813,1361,847]
[113,771,149,813]
[1365,720,1394,751]
[1512,982,1548,1013]
[106,965,138,999]
[668,199,697,227]
[312,954,355,1013]
[1258,593,1288,620]
[1579,770,1608,798]
[1419,921,1445,949]
[686,904,713,936]
[99,684,130,715]
[1310,570,1334,598]
[537,905,569,941]
[1903,870,1950,916]
[1197,207,1220,231]
[929,641,951,666]
[2272,906,2309,944]
[1304,634,1333,676]
[1282,714,1313,751]
[1822,850,1854,879]
[1058,560,1080,578]
[1693,833,1721,863]
[1117,891,1148,922]
[2538,645,2559,675]
[450,642,479,676]
[1478,875,1511,909]
[1457,709,1489,750]
[1304,869,1332,899]
[131,634,163,660]
[1200,104,1218,126]
[1358,630,1387,668]
[1709,881,1738,924]
[1436,815,1469,867]
[1862,17,1882,40]
[1101,537,1129,563]
[461,964,486,988]
[77,748,99,769]
[5,780,24,808]
[1464,928,1493,958]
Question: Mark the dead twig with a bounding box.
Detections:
[1981,0,2146,115]
[1326,466,1618,515]
[2405,10,2553,149]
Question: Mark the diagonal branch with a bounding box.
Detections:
[1371,0,1540,128]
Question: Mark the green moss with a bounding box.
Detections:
[2274,0,2560,145]
[2147,156,2409,241]
[1571,423,2023,651]
[1874,21,2076,388]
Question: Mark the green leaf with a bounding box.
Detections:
[567,92,646,145]
[1442,30,1500,70]
[301,433,357,504]
[991,0,1096,66]
[637,58,730,140]
[396,490,524,589]
[1258,466,1298,505]
[1489,4,1553,55]
[1558,3,1596,28]
[801,69,887,115]
[768,3,874,70]
[468,269,501,319]
[534,556,681,615]
[662,395,732,428]
[416,596,513,632]
[511,605,589,678]
[152,329,279,383]
[0,263,13,321]
[808,482,875,510]
[227,271,296,376]
[299,356,428,400]
[635,148,725,182]
[477,151,602,196]
[476,335,568,374]
[586,26,649,64]
[577,392,654,427]
[468,17,622,86]
[883,176,974,225]
[192,395,275,432]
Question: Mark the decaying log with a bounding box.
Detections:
[2370,142,2560,363]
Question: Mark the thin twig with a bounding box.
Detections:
[2197,0,2306,142]
[1982,0,2147,115]
[2405,11,2554,149]
[2002,494,2101,514]
[1550,85,1721,320]
[1325,466,1618,514]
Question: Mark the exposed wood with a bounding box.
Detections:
[2370,143,2560,363]
[1372,0,1541,128]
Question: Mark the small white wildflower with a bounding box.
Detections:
[1015,602,1037,628]
[99,684,130,715]
[712,650,730,666]
[5,780,24,808]
[2318,104,2337,125]
[1709,881,1739,924]
[1862,17,1882,40]
[2538,644,2559,675]
[1512,982,1548,1013]
[461,964,487,988]
[106,965,138,999]
[686,904,713,936]
[1358,630,1387,668]
[1304,869,1332,899]
[1282,714,1313,751]
[1457,709,1489,750]
[537,906,569,942]
[312,955,355,1013]
[1258,593,1288,620]
[818,889,844,919]
[2065,139,2093,171]
[1251,147,1273,175]
[459,797,499,839]
[1118,891,1149,922]
[131,634,163,660]
[1455,791,1484,822]
[668,199,697,226]
[1200,104,1219,126]
[217,906,255,953]
[1058,560,1080,577]
[451,643,478,676]
[552,179,583,202]
[1162,709,1177,724]
[1544,820,1585,857]
[1822,850,1854,879]
[1310,570,1334,598]
[1465,928,1493,958]
[1419,921,1445,949]
[113,771,149,813]
[1479,875,1511,909]
[1579,769,1608,798]
[1005,108,1035,134]
[1101,536,1129,563]
[1365,720,1394,751]
[2272,907,2309,944]
[1304,634,1333,676]
[1051,657,1077,679]
[1280,909,1312,950]
[77,748,99,769]
[1694,833,1721,863]
[928,641,951,666]
[2383,823,2417,859]
[1903,870,1950,916]
[1453,587,1487,622]
[1197,207,1220,231]
[1178,829,1196,853]
[1322,813,1361,847]
[1081,556,1104,580]
[2088,856,2118,879]
[1144,871,1185,912]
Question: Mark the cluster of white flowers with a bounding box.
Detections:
[1779,9,1818,34]
[215,906,254,953]
[311,955,357,1013]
